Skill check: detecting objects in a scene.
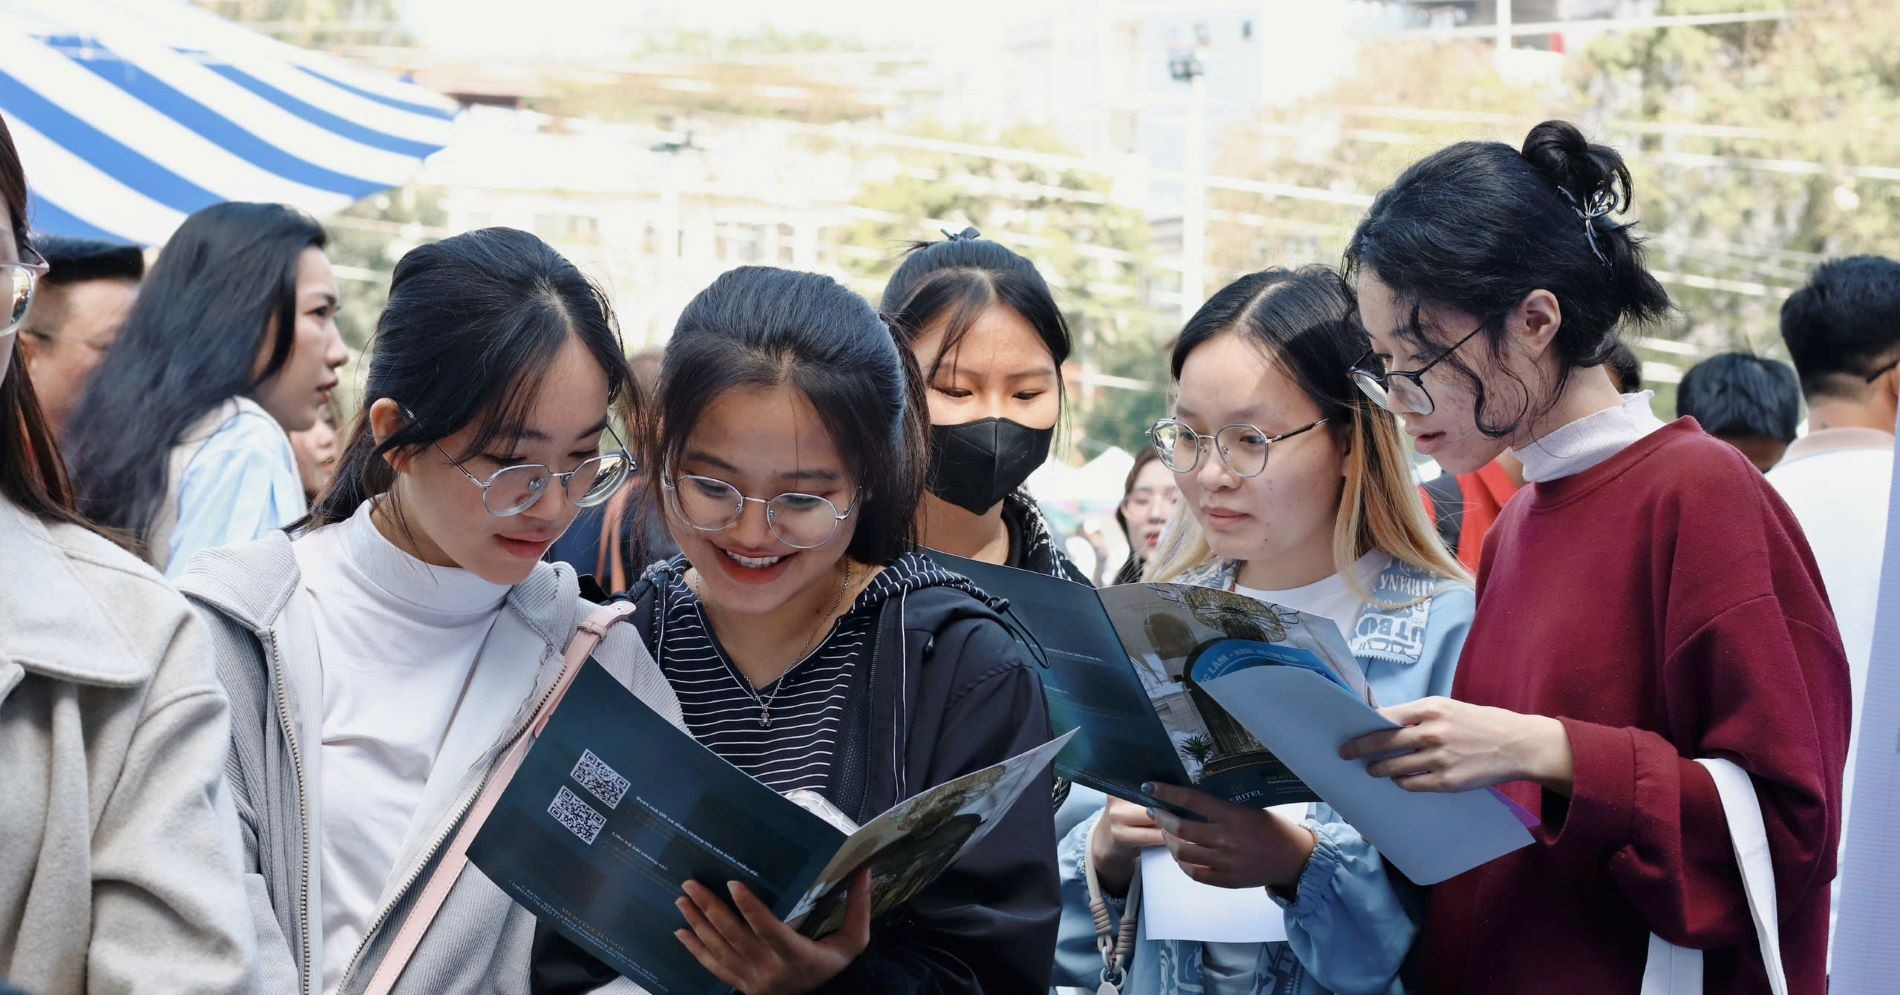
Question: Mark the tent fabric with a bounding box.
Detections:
[0,0,455,245]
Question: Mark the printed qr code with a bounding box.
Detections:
[547,786,606,845]
[571,749,630,809]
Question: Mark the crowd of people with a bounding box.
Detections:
[0,103,1891,995]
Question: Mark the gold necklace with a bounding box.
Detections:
[692,560,853,728]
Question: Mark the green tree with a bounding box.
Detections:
[1206,38,1553,287]
[1573,0,1900,352]
[1202,0,1900,371]
[1179,734,1217,769]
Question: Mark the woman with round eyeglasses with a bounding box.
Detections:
[1052,266,1472,995]
[532,265,1060,995]
[1335,121,1847,995]
[177,227,683,995]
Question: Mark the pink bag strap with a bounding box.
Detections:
[362,600,639,995]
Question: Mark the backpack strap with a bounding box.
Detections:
[362,600,638,995]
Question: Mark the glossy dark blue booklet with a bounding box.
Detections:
[929,551,1370,810]
[467,659,1069,995]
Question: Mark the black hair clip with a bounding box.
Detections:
[940,226,982,242]
[1557,188,1617,269]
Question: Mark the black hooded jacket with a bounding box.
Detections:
[531,552,1060,994]
[999,489,1090,587]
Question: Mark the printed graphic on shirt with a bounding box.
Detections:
[572,749,630,810]
[1354,600,1429,662]
[548,786,607,845]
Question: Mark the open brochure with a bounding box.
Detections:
[466,659,1072,995]
[932,552,1534,884]
[931,551,1370,812]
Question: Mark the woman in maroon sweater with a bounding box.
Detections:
[1337,120,1852,994]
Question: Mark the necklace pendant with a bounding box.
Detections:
[759,703,772,729]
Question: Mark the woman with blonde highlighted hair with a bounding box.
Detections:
[1054,266,1472,995]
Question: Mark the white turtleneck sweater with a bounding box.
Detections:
[1514,390,1666,484]
[292,501,510,995]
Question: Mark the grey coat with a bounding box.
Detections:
[178,530,682,995]
[0,496,258,995]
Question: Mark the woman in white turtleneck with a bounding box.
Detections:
[178,228,683,995]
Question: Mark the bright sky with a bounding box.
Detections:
[402,0,1061,57]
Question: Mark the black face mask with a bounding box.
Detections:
[927,417,1055,516]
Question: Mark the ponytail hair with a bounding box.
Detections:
[878,229,1071,394]
[1145,266,1466,600]
[1344,120,1673,438]
[307,228,634,531]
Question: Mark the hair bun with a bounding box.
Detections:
[1520,120,1632,215]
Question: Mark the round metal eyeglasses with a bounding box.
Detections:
[433,422,634,517]
[662,473,860,550]
[1347,321,1487,417]
[1149,417,1328,479]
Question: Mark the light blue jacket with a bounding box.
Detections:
[1052,555,1474,995]
[158,397,306,578]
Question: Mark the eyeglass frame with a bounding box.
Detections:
[3,241,52,338]
[1865,358,1900,384]
[1347,320,1489,416]
[660,471,862,550]
[418,412,635,518]
[1149,417,1329,479]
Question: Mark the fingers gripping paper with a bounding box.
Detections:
[1192,666,1534,885]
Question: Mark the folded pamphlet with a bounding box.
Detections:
[467,659,1071,995]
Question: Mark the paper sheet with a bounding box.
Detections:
[1197,666,1534,885]
[1136,803,1306,944]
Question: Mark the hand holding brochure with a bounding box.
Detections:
[1191,661,1535,885]
[466,660,1071,995]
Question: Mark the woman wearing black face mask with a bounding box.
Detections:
[881,228,1089,585]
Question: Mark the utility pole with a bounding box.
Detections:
[1496,0,1513,55]
[1169,24,1209,324]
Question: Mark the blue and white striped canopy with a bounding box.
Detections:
[0,0,456,246]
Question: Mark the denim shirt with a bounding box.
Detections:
[1052,555,1475,995]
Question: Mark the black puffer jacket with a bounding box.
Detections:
[531,552,1061,995]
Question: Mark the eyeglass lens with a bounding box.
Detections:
[673,475,845,549]
[1152,422,1274,477]
[1351,364,1435,416]
[484,454,630,516]
[5,265,33,335]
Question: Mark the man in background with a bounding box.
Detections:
[1769,254,1898,954]
[19,235,143,437]
[1675,351,1802,471]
